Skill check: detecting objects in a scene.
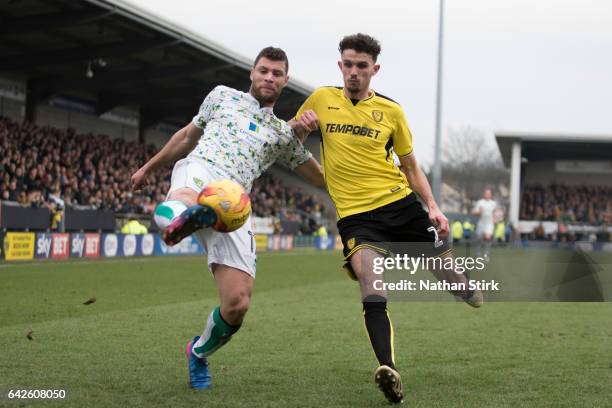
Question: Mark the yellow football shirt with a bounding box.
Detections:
[296,87,414,219]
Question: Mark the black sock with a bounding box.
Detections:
[363,295,395,369]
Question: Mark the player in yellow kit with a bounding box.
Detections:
[294,33,482,404]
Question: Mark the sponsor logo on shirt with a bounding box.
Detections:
[248,122,260,133]
[325,123,382,139]
[193,177,204,189]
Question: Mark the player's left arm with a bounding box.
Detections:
[294,157,325,189]
[399,153,449,236]
[392,104,448,235]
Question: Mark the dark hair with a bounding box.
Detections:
[253,46,289,73]
[338,33,381,62]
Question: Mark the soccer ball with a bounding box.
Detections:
[198,179,251,232]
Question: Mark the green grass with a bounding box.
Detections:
[1,249,611,407]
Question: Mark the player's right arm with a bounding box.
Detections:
[131,123,202,190]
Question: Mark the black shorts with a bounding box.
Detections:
[337,193,451,261]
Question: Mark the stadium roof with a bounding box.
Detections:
[496,131,612,167]
[0,0,313,127]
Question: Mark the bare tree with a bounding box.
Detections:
[441,126,508,213]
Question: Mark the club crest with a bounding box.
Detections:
[347,238,356,250]
[372,110,384,123]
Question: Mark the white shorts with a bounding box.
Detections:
[477,222,494,238]
[168,158,257,278]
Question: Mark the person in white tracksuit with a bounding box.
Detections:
[472,188,498,261]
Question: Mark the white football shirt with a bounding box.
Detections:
[475,199,497,225]
[189,85,311,192]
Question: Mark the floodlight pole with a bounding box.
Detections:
[432,0,444,203]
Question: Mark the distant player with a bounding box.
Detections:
[472,188,498,261]
[294,34,482,404]
[131,47,322,390]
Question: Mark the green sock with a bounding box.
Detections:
[153,200,187,229]
[192,306,241,358]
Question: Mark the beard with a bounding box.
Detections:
[345,79,363,94]
[251,85,281,105]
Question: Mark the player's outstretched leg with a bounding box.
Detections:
[428,255,484,308]
[162,204,216,246]
[154,200,217,246]
[463,288,484,308]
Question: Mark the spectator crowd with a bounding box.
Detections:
[250,173,327,233]
[0,116,326,228]
[0,116,166,214]
[521,184,612,224]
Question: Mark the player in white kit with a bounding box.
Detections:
[472,188,498,261]
[131,47,322,390]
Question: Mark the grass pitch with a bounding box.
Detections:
[1,248,611,407]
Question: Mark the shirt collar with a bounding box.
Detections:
[341,88,376,104]
[244,90,275,114]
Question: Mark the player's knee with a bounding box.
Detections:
[168,188,198,207]
[224,291,251,321]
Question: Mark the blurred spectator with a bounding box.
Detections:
[462,219,475,240]
[451,220,463,244]
[250,173,326,231]
[494,221,506,243]
[533,222,546,240]
[121,217,148,234]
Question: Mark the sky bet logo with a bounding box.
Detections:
[325,123,381,139]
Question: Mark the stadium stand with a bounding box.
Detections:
[496,132,612,226]
[0,0,312,136]
[496,132,612,244]
[521,184,612,224]
[0,115,169,214]
[0,0,333,235]
[0,115,327,232]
